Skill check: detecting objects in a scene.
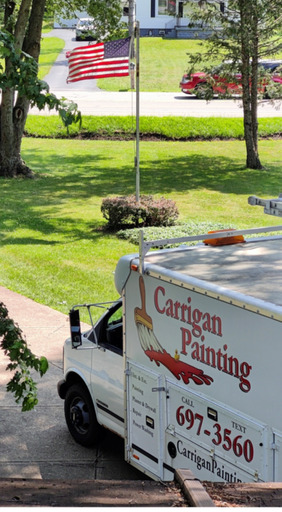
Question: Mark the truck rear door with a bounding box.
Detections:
[125,361,173,481]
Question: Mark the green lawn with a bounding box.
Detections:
[0,138,281,320]
[24,114,282,140]
[38,36,65,80]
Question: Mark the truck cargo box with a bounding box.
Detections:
[117,227,282,482]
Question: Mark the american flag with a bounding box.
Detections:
[66,37,131,83]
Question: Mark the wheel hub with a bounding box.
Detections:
[70,398,90,434]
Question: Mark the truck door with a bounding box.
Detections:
[90,301,125,437]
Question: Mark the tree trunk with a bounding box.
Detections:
[239,0,263,170]
[0,0,46,178]
[0,88,32,177]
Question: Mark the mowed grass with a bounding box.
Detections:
[24,114,282,140]
[0,137,281,320]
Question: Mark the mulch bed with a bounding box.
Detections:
[203,481,282,507]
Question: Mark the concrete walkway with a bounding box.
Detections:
[0,286,142,481]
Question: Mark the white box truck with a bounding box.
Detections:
[58,195,282,483]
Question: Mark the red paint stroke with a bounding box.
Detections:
[145,349,213,386]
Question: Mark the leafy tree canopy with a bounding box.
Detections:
[0,302,48,411]
[183,0,282,169]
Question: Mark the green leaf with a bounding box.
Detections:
[39,356,49,376]
[22,395,38,412]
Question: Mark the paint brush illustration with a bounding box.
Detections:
[134,275,213,387]
[134,275,164,353]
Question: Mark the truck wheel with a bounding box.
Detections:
[64,383,102,447]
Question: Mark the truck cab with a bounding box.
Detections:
[58,299,124,446]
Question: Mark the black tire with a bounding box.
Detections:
[64,383,102,447]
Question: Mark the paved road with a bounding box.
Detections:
[31,89,282,117]
[34,28,282,117]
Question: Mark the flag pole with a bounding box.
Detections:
[135,20,140,203]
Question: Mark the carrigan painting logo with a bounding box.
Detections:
[134,276,213,387]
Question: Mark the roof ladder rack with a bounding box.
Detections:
[248,194,282,216]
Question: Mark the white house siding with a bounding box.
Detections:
[53,1,180,34]
[53,1,211,38]
[135,0,177,36]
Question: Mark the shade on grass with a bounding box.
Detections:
[0,138,281,320]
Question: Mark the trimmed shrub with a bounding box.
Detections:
[101,195,179,230]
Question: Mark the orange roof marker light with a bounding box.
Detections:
[204,229,245,246]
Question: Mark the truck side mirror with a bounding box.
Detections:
[69,309,82,348]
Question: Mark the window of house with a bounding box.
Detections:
[158,0,176,15]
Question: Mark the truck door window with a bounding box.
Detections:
[87,302,123,355]
[104,308,123,355]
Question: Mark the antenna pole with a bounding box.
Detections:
[135,20,140,202]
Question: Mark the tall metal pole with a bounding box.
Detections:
[135,20,140,203]
[128,0,136,39]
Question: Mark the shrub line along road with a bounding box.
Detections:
[33,29,282,118]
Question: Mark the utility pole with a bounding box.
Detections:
[128,0,136,38]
